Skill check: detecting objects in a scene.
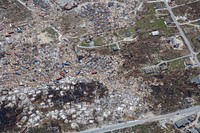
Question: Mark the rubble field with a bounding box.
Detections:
[117,2,200,115]
[0,0,200,132]
[172,1,200,22]
[146,68,200,114]
[0,0,31,22]
[120,3,189,73]
[0,77,146,132]
[173,0,197,5]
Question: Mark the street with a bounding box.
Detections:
[81,106,200,133]
[163,0,200,67]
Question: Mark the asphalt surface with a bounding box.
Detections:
[81,106,200,133]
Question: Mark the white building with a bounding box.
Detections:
[151,31,160,36]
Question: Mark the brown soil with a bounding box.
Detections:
[172,1,200,21]
[146,68,200,114]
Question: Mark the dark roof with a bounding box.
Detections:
[197,20,200,25]
[195,126,200,132]
[156,3,162,9]
[196,36,200,42]
[175,118,190,128]
[125,32,131,37]
[165,20,171,25]
[159,62,168,70]
[187,115,196,122]
[108,2,114,7]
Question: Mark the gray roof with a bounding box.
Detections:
[175,117,190,128]
[187,115,196,122]
[191,76,200,84]
[197,20,200,25]
[188,129,198,133]
[195,126,200,132]
[108,2,114,7]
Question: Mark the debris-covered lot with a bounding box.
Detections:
[0,0,200,132]
[146,69,200,114]
[0,78,145,132]
[172,1,200,22]
[0,0,31,22]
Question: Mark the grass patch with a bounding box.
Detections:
[136,3,176,36]
[169,59,185,71]
[94,37,105,46]
[136,13,166,31]
[80,41,89,47]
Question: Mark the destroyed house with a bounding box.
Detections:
[168,37,179,48]
[191,76,200,85]
[184,57,193,67]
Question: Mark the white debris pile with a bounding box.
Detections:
[0,76,144,129]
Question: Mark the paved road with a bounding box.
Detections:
[163,0,200,67]
[143,54,192,70]
[179,18,200,25]
[81,106,200,133]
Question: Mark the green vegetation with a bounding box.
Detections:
[169,59,185,71]
[133,126,149,133]
[136,4,162,29]
[131,122,167,133]
[80,41,89,47]
[80,37,106,47]
[136,3,175,36]
[42,27,58,38]
[94,37,105,46]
